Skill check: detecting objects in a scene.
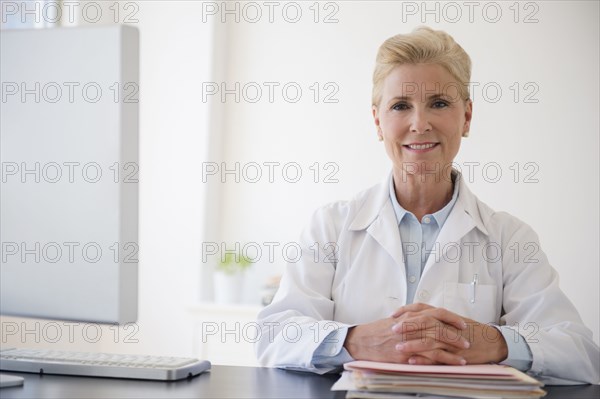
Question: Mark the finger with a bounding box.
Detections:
[392,305,468,331]
[391,317,470,350]
[396,336,469,354]
[423,307,468,330]
[392,315,454,333]
[396,337,441,353]
[391,303,434,318]
[407,348,467,366]
[406,355,436,365]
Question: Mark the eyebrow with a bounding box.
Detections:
[390,93,450,102]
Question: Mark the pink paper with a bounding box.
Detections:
[345,361,515,376]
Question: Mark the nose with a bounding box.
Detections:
[409,108,432,134]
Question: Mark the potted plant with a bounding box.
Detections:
[213,251,253,304]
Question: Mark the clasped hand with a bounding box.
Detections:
[344,303,508,365]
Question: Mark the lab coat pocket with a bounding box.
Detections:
[443,282,498,324]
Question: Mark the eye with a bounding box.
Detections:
[391,102,410,111]
[432,100,449,109]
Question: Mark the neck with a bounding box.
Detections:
[392,168,454,221]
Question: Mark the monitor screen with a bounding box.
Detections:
[0,25,139,324]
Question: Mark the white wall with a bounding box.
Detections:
[210,0,599,345]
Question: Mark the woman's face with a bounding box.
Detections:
[373,63,472,179]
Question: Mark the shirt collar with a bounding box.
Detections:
[389,171,460,227]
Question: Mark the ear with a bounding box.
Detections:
[372,105,382,136]
[462,99,473,137]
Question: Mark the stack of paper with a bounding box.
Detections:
[332,361,546,398]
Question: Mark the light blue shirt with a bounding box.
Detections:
[311,173,532,371]
[390,172,459,304]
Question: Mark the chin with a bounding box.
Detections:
[397,161,453,181]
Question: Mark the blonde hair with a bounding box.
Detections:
[372,26,472,107]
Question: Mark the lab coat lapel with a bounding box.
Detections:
[422,199,474,276]
[348,176,406,273]
[366,201,405,272]
[422,177,482,278]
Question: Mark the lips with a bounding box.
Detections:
[404,143,439,150]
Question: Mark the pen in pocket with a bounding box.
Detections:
[470,274,478,303]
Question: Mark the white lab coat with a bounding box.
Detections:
[255,173,600,384]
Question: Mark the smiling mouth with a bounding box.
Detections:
[404,143,439,150]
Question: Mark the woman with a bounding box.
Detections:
[255,27,599,384]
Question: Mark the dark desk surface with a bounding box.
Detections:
[1,366,598,399]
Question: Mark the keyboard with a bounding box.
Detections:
[0,348,211,381]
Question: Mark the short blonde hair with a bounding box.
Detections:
[372,26,472,107]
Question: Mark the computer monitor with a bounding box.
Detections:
[0,25,139,324]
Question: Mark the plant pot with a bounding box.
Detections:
[213,271,244,304]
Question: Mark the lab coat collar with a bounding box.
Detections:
[454,173,489,236]
[348,170,489,237]
[348,173,392,232]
